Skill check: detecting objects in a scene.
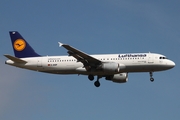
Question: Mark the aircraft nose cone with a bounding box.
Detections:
[168,61,175,68]
[172,61,175,67]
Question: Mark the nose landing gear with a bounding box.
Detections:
[150,72,154,82]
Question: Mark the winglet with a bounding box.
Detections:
[58,42,63,47]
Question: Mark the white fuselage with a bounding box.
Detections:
[5,53,175,75]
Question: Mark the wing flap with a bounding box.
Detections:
[4,54,27,63]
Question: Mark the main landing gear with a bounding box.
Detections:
[94,76,101,87]
[149,72,154,82]
[88,75,101,87]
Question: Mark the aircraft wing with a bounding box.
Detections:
[58,42,101,67]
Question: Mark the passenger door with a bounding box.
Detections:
[37,58,42,67]
[148,53,154,63]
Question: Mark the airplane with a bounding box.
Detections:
[4,31,175,87]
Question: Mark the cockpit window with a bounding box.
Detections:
[159,56,167,59]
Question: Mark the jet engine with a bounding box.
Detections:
[105,73,128,83]
[99,62,120,72]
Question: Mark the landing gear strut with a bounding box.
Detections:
[150,72,154,82]
[94,76,101,87]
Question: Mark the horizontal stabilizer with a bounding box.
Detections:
[4,54,27,63]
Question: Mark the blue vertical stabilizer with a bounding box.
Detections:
[9,31,40,58]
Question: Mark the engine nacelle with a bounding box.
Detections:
[99,62,120,72]
[106,73,128,83]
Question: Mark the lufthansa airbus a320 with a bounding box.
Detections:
[4,31,175,87]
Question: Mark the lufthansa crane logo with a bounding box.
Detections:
[14,39,26,51]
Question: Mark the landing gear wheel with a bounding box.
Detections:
[150,78,154,82]
[88,75,94,81]
[94,81,100,87]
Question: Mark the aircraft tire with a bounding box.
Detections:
[94,81,100,87]
[88,75,94,81]
[150,78,154,82]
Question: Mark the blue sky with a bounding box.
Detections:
[0,0,180,120]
